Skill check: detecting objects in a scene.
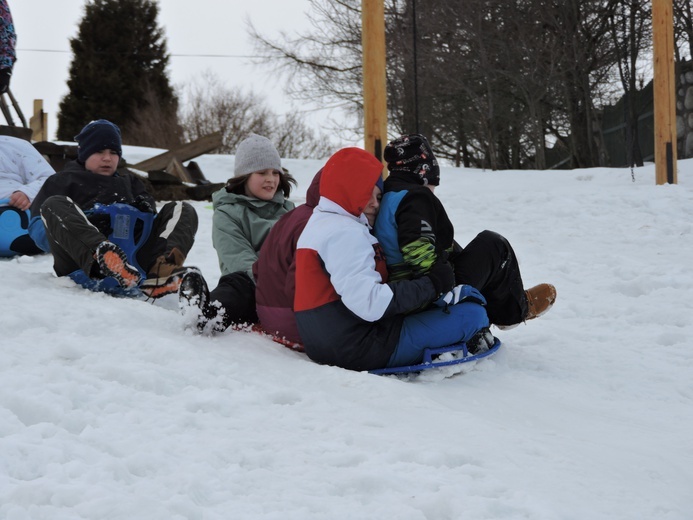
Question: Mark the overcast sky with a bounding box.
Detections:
[8,0,335,142]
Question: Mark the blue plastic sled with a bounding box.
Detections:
[68,203,155,296]
[369,336,502,375]
[0,197,42,257]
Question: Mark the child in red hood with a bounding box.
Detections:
[293,147,489,372]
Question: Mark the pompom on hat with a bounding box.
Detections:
[234,134,282,177]
[384,134,440,186]
[74,119,122,163]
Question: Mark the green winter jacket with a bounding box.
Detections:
[211,187,295,280]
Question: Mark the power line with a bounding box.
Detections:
[17,48,258,59]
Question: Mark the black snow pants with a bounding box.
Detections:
[208,271,258,330]
[450,230,528,326]
[40,195,198,277]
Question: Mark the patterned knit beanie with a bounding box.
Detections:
[384,134,440,186]
[74,120,122,163]
[234,134,282,177]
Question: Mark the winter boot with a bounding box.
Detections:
[194,299,229,334]
[178,268,209,311]
[95,241,142,289]
[466,327,496,355]
[141,247,189,299]
[524,283,557,320]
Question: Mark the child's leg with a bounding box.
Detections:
[452,230,527,326]
[137,201,198,272]
[40,195,106,276]
[207,271,258,330]
[387,302,489,368]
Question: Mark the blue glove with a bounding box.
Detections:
[434,284,486,307]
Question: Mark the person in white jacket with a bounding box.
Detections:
[294,147,491,371]
[0,135,54,210]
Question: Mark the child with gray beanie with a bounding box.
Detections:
[198,134,297,333]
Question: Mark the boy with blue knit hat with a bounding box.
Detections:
[74,119,123,163]
[374,133,556,330]
[29,119,206,304]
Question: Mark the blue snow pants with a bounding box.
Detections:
[387,302,489,368]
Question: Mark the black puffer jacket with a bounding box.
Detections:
[30,160,155,216]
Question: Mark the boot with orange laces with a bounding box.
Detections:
[141,247,191,299]
[95,241,142,289]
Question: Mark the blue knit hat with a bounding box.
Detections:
[74,119,122,163]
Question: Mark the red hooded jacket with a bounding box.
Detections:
[294,148,437,371]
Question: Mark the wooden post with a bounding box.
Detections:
[362,0,388,166]
[652,0,677,184]
[29,100,48,142]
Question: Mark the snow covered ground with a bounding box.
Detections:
[1,146,692,520]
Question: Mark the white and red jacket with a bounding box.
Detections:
[294,148,436,371]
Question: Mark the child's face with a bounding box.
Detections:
[364,185,382,227]
[244,169,280,200]
[85,149,119,176]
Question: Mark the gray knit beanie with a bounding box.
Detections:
[233,134,282,177]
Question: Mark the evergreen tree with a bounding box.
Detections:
[57,0,180,148]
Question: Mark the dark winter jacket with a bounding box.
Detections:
[28,160,156,251]
[30,160,155,216]
[294,148,437,371]
[253,169,322,345]
[373,173,456,282]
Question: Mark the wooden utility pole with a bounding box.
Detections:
[362,0,388,164]
[652,0,677,184]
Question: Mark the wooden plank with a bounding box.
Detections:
[131,131,224,172]
[166,157,195,184]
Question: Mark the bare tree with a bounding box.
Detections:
[178,71,335,159]
[250,0,632,169]
[537,0,619,168]
[675,0,693,61]
[248,0,365,144]
[179,71,271,154]
[122,81,183,150]
[605,0,651,168]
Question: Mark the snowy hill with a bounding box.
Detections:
[1,148,692,519]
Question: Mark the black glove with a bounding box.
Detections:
[133,195,156,214]
[88,214,113,237]
[0,68,11,94]
[426,259,455,296]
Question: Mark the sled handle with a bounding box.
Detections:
[0,198,11,206]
